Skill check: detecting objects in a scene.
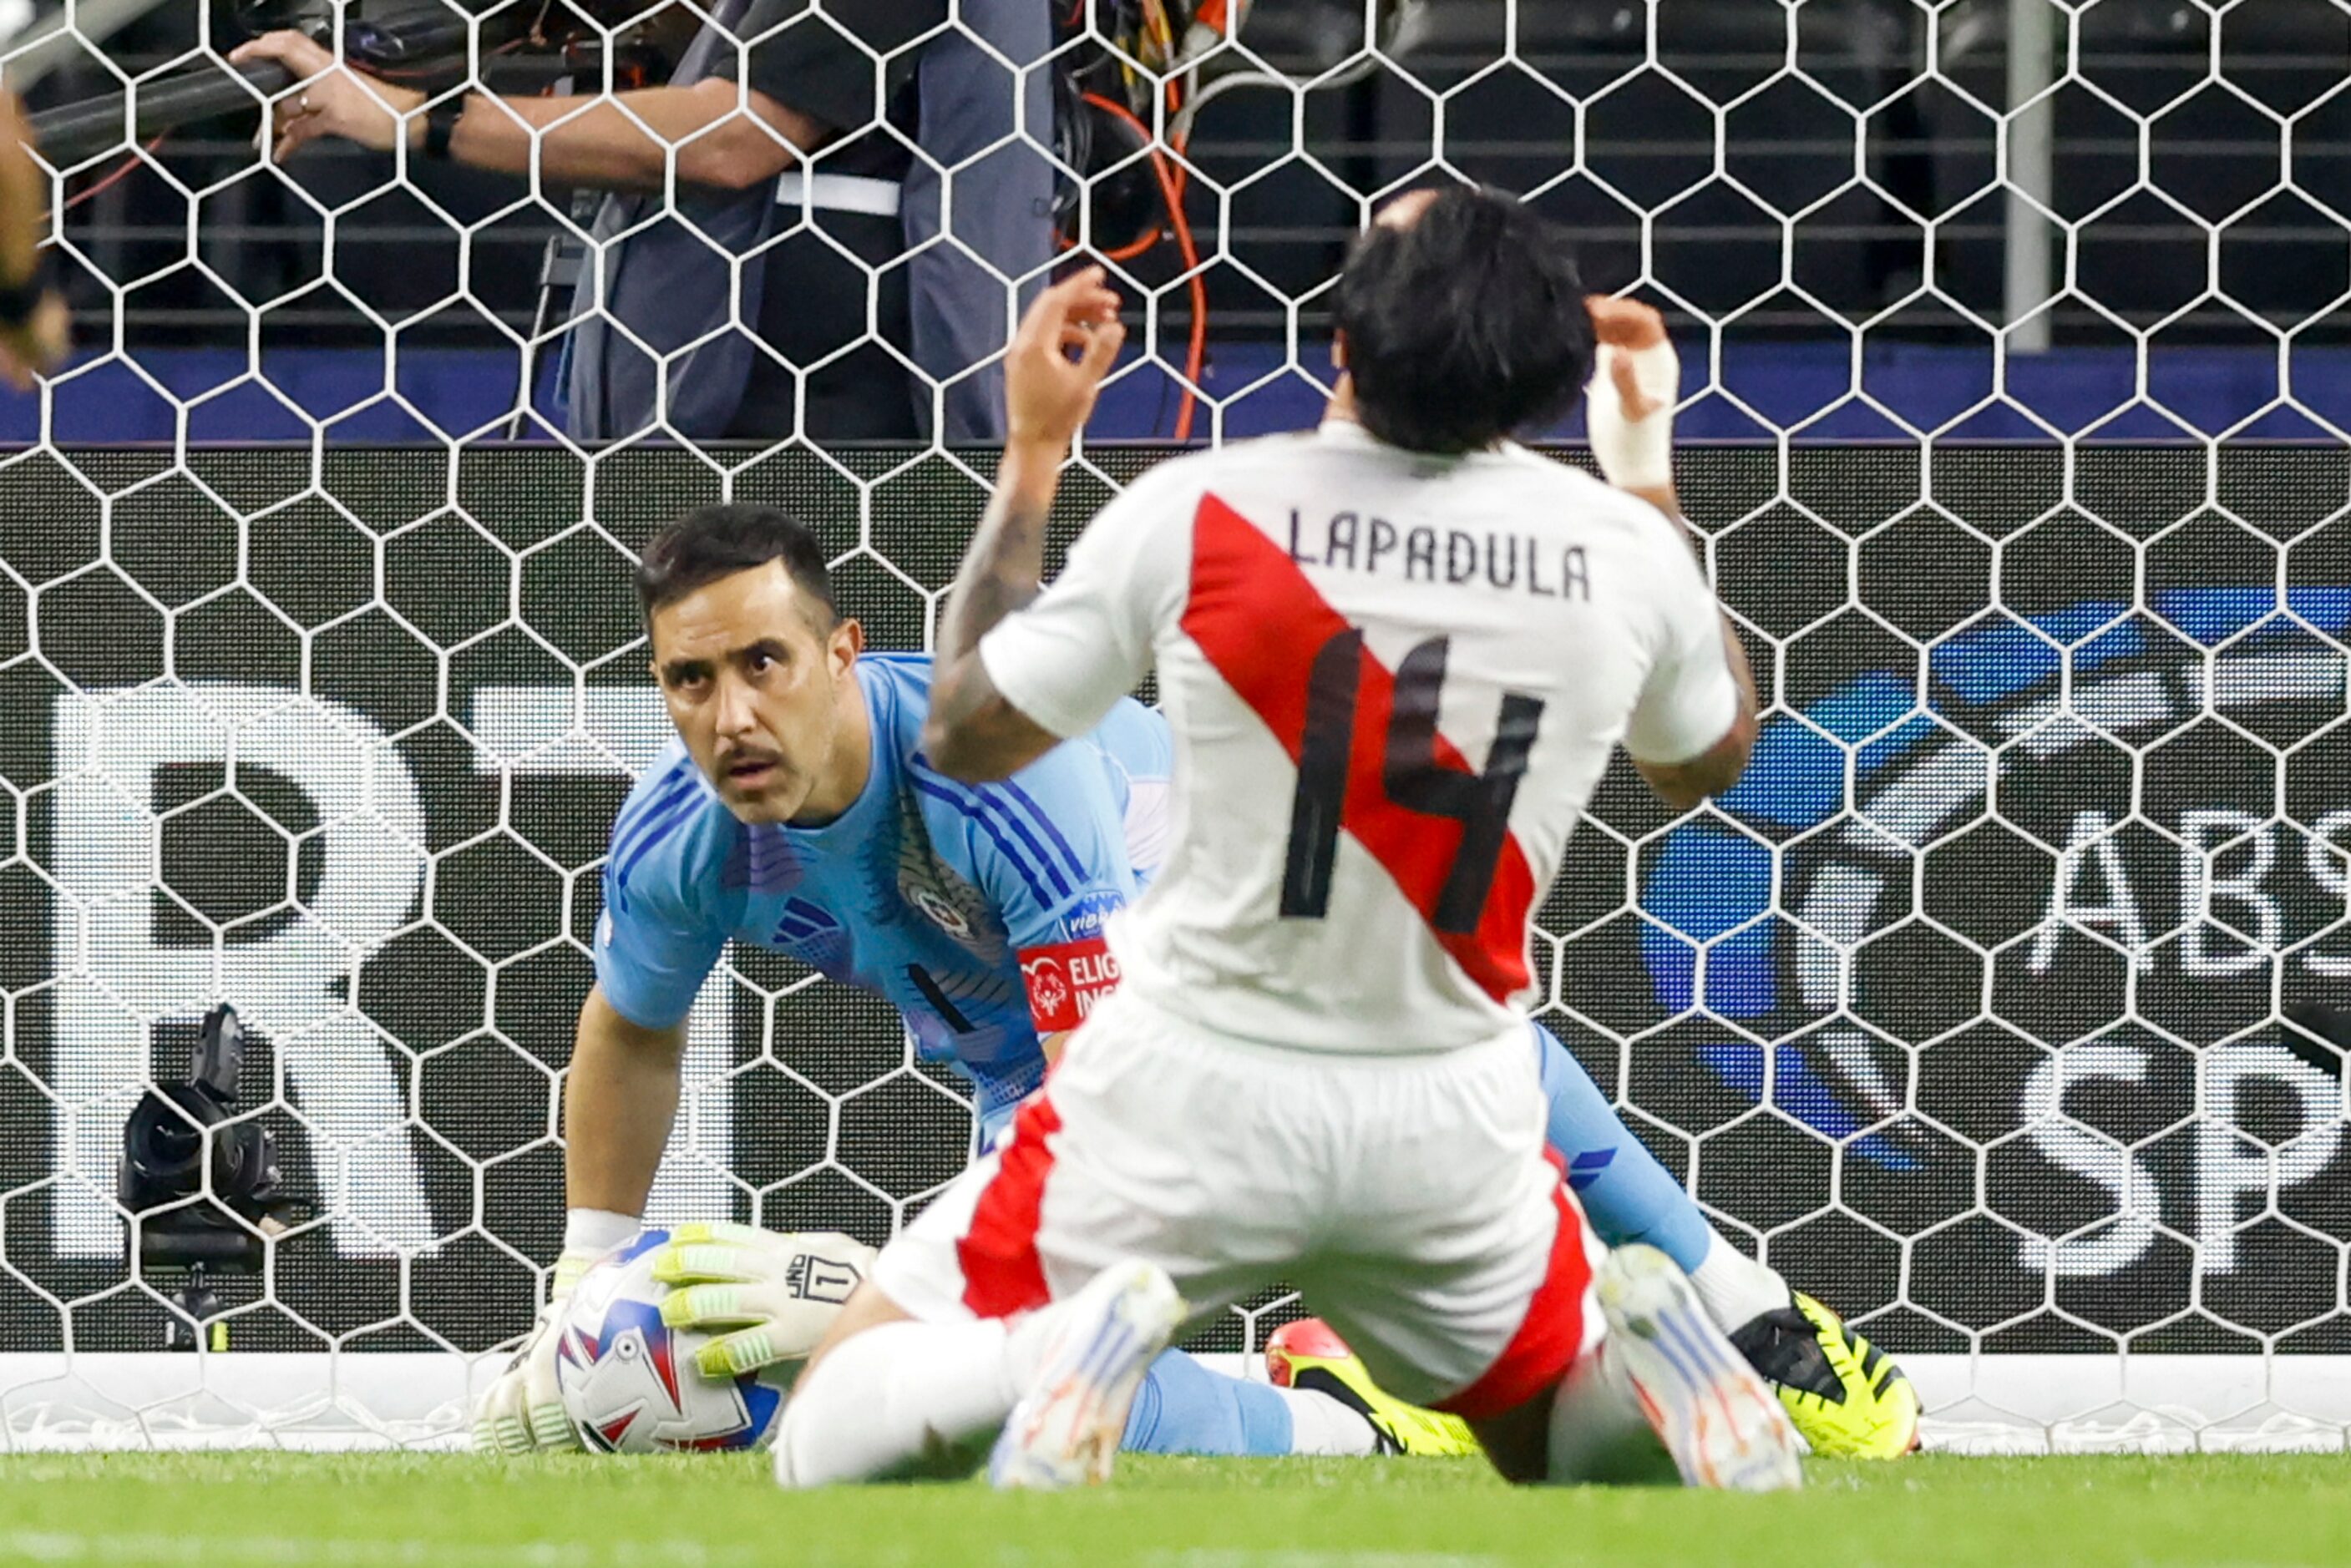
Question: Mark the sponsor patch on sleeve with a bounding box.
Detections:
[1019,936,1122,1033]
[1057,890,1127,942]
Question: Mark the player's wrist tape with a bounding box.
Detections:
[564,1207,641,1256]
[0,260,48,330]
[1583,341,1679,492]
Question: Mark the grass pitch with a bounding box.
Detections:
[0,1451,2338,1566]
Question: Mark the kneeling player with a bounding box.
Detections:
[478,311,1913,1466]
[771,201,1861,1489]
[473,506,1462,1460]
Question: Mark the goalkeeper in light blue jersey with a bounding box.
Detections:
[595,653,1161,1148]
[473,500,1916,1463]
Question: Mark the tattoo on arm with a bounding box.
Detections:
[939,484,1052,664]
[924,448,1065,776]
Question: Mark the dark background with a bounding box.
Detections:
[1,440,2346,1357]
[20,0,2351,359]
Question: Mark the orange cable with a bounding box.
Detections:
[1152,144,1204,441]
[367,33,529,81]
[57,133,167,218]
[1082,91,1206,440]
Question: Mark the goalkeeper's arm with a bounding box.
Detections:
[477,987,879,1453]
[565,984,686,1247]
[567,987,884,1380]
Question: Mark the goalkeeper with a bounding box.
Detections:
[474,507,1467,1462]
[475,313,1917,1467]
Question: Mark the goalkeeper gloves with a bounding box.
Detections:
[651,1222,879,1380]
[471,1243,600,1455]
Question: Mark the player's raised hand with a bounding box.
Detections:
[1004,266,1125,456]
[651,1222,878,1380]
[1583,293,1680,493]
[471,1245,598,1454]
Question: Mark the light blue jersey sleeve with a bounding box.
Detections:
[592,752,731,1030]
[924,736,1139,959]
[1085,696,1173,787]
[1081,697,1173,880]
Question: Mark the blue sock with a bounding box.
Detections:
[1534,1021,1712,1273]
[1120,1350,1296,1456]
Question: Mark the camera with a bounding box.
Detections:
[117,1004,309,1350]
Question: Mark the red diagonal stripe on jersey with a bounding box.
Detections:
[1179,492,1537,1002]
[958,1094,1061,1318]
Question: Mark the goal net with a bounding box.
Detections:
[3,0,2348,1454]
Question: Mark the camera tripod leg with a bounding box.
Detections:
[165,1263,229,1353]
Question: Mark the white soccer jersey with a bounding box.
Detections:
[979,419,1740,1054]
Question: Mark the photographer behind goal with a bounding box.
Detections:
[235,0,1051,444]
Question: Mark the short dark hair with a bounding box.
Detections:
[636,505,838,628]
[1331,187,1590,455]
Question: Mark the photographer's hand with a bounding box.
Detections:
[229,30,427,162]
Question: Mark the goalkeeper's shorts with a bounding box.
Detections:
[872,991,1605,1419]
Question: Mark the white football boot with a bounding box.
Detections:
[1598,1243,1804,1491]
[988,1260,1185,1491]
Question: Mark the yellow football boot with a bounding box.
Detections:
[1727,1293,1920,1459]
[1265,1318,1485,1459]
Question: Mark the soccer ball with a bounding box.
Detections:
[553,1228,791,1454]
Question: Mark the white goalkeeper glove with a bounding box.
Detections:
[471,1243,600,1455]
[651,1222,878,1380]
[1582,294,1680,493]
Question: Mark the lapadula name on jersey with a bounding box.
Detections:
[1634,586,2351,1303]
[1287,509,1592,599]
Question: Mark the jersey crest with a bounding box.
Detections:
[893,786,1008,962]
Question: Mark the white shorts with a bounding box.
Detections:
[873,991,1604,1418]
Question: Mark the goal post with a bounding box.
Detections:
[3,1,2350,1452]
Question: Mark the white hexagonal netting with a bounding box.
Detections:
[1,0,2348,1453]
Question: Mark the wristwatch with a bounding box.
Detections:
[423,100,464,162]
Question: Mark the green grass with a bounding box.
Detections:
[0,1452,2345,1566]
